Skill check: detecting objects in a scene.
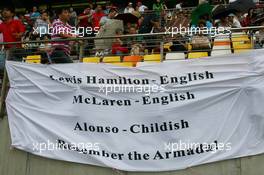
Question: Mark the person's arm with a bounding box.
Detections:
[53,23,77,38]
[78,14,92,20]
[0,23,3,33]
[162,3,167,10]
[56,27,77,38]
[33,20,39,33]
[152,4,156,10]
[13,20,26,39]
[58,29,76,38]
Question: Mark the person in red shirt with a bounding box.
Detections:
[0,7,26,49]
[112,28,128,55]
[78,7,93,29]
[92,5,105,31]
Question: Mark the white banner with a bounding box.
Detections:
[5,50,264,172]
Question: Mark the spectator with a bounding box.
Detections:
[137,1,148,13]
[191,20,211,52]
[228,13,242,28]
[125,22,138,34]
[216,16,231,28]
[150,19,164,53]
[112,28,128,55]
[127,26,141,45]
[78,7,94,56]
[50,8,76,63]
[0,7,26,49]
[33,11,51,39]
[151,20,165,33]
[124,2,135,14]
[138,9,157,34]
[167,11,189,29]
[153,0,167,14]
[201,14,213,29]
[78,7,93,29]
[24,10,31,19]
[30,6,41,22]
[138,16,144,27]
[255,21,264,48]
[170,34,187,52]
[127,26,144,55]
[132,6,141,18]
[18,13,31,32]
[0,19,2,43]
[24,10,33,27]
[92,5,105,30]
[241,9,255,27]
[69,7,77,27]
[100,8,118,27]
[104,2,114,14]
[50,10,57,22]
[176,2,183,11]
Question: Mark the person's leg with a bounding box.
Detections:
[8,47,27,62]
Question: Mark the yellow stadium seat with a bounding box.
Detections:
[231,34,253,53]
[188,52,208,59]
[110,62,135,67]
[163,42,173,51]
[143,54,162,62]
[102,56,121,63]
[83,57,101,63]
[187,43,192,51]
[24,55,41,64]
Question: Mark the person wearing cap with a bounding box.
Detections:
[124,2,135,14]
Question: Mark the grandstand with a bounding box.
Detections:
[2,0,264,175]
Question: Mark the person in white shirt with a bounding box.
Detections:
[137,1,148,13]
[124,2,135,14]
[176,2,183,11]
[100,8,118,27]
[228,13,242,28]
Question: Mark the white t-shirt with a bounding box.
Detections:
[233,18,242,28]
[124,7,135,14]
[176,3,182,10]
[139,5,148,12]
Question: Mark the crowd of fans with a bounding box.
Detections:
[0,0,263,63]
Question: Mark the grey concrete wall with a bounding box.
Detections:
[1,116,263,175]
